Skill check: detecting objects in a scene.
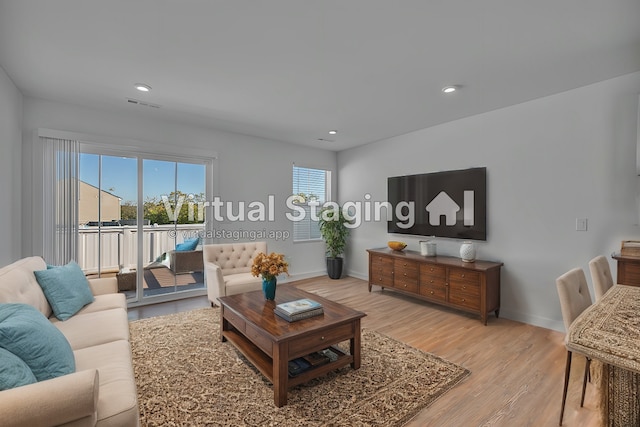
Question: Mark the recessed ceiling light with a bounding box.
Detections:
[442,86,458,94]
[328,130,338,135]
[135,83,151,92]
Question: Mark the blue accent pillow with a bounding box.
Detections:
[176,237,199,251]
[0,347,37,390]
[34,261,95,321]
[0,304,75,382]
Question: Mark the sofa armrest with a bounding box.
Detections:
[204,261,226,304]
[0,369,99,427]
[88,277,118,295]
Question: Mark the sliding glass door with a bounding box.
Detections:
[78,153,138,298]
[142,159,206,299]
[78,147,210,304]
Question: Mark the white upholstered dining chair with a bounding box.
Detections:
[588,255,614,301]
[556,267,593,426]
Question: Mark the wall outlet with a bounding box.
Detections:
[576,218,588,231]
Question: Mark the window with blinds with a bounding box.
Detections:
[292,165,330,242]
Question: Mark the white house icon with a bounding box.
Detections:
[425,191,459,226]
[425,190,475,227]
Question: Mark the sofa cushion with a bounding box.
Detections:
[75,293,127,315]
[50,308,129,350]
[0,347,37,390]
[0,303,75,381]
[34,261,95,321]
[0,256,52,318]
[74,340,139,426]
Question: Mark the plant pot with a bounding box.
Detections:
[326,257,343,280]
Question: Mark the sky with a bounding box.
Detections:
[79,154,206,203]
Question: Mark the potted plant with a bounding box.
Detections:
[318,206,351,279]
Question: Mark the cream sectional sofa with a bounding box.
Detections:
[0,256,139,427]
[204,241,267,305]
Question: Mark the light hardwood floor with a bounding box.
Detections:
[128,276,601,427]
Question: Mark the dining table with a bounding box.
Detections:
[566,284,640,426]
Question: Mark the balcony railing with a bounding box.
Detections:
[78,224,204,275]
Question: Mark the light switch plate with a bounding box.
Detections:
[576,218,588,231]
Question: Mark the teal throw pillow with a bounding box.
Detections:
[0,304,75,381]
[34,261,95,321]
[0,347,37,390]
[176,237,199,251]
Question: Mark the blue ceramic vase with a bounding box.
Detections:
[262,276,277,300]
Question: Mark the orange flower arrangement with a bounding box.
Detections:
[251,252,289,281]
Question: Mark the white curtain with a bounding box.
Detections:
[41,137,79,265]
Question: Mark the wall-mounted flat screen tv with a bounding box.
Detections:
[387,167,486,240]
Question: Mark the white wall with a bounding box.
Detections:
[0,65,22,266]
[17,72,640,330]
[21,97,337,280]
[338,71,640,331]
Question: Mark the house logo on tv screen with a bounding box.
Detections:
[387,167,487,240]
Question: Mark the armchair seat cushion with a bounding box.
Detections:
[225,273,263,294]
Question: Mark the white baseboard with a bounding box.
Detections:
[346,270,367,281]
[282,270,327,282]
[498,309,564,332]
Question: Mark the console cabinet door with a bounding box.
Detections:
[448,267,481,311]
[419,264,447,302]
[370,255,393,287]
[393,259,419,293]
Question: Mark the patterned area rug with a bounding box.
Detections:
[130,307,469,426]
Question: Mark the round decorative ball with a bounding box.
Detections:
[459,241,476,262]
[388,241,407,251]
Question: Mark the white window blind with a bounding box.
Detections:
[292,165,330,242]
[41,137,80,265]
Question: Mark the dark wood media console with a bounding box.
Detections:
[367,248,503,325]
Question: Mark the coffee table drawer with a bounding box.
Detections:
[224,308,246,333]
[245,322,273,357]
[289,323,354,356]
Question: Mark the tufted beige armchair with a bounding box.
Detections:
[203,241,267,306]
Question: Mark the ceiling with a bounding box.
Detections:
[1,1,639,151]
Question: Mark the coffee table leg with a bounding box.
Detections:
[219,308,227,343]
[273,341,289,407]
[351,319,361,370]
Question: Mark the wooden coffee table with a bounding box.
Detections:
[218,285,366,407]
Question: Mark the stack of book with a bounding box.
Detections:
[287,348,339,377]
[274,298,323,322]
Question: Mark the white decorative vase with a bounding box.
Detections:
[459,241,476,262]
